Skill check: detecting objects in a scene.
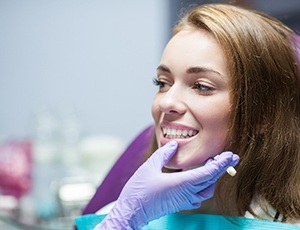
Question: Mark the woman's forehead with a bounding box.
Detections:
[161,28,230,79]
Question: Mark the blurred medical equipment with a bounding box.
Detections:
[82,125,155,215]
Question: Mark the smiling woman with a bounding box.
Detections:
[148,2,300,221]
[82,3,300,230]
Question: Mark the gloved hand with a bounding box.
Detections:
[94,140,239,230]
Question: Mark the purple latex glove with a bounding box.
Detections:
[94,140,239,230]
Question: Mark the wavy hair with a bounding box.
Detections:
[146,3,300,220]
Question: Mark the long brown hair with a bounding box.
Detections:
[146,3,300,220]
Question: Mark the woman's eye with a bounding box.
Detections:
[194,82,214,93]
[152,78,167,88]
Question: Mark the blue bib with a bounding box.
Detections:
[75,213,300,230]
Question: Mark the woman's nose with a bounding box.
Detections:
[159,84,186,115]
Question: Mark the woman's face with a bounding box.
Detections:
[152,28,231,169]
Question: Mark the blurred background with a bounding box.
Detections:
[0,0,299,229]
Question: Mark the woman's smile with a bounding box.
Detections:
[160,122,199,146]
[162,127,198,139]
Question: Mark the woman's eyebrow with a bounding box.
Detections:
[186,66,222,76]
[157,65,224,78]
[156,64,171,73]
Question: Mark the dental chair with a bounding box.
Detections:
[81,124,155,215]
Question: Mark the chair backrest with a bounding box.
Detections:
[82,124,155,215]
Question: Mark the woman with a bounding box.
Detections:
[93,3,300,229]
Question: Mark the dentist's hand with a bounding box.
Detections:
[94,140,239,230]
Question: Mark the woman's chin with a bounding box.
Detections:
[164,164,181,170]
[163,158,183,170]
[164,158,190,170]
[164,157,205,171]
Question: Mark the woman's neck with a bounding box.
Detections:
[179,196,222,215]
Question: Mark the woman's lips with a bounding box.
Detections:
[159,124,199,146]
[162,127,198,139]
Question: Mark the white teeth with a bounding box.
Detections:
[176,130,182,136]
[171,129,176,135]
[162,127,198,139]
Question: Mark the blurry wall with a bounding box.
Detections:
[1,0,299,146]
[0,0,169,145]
[251,0,300,32]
